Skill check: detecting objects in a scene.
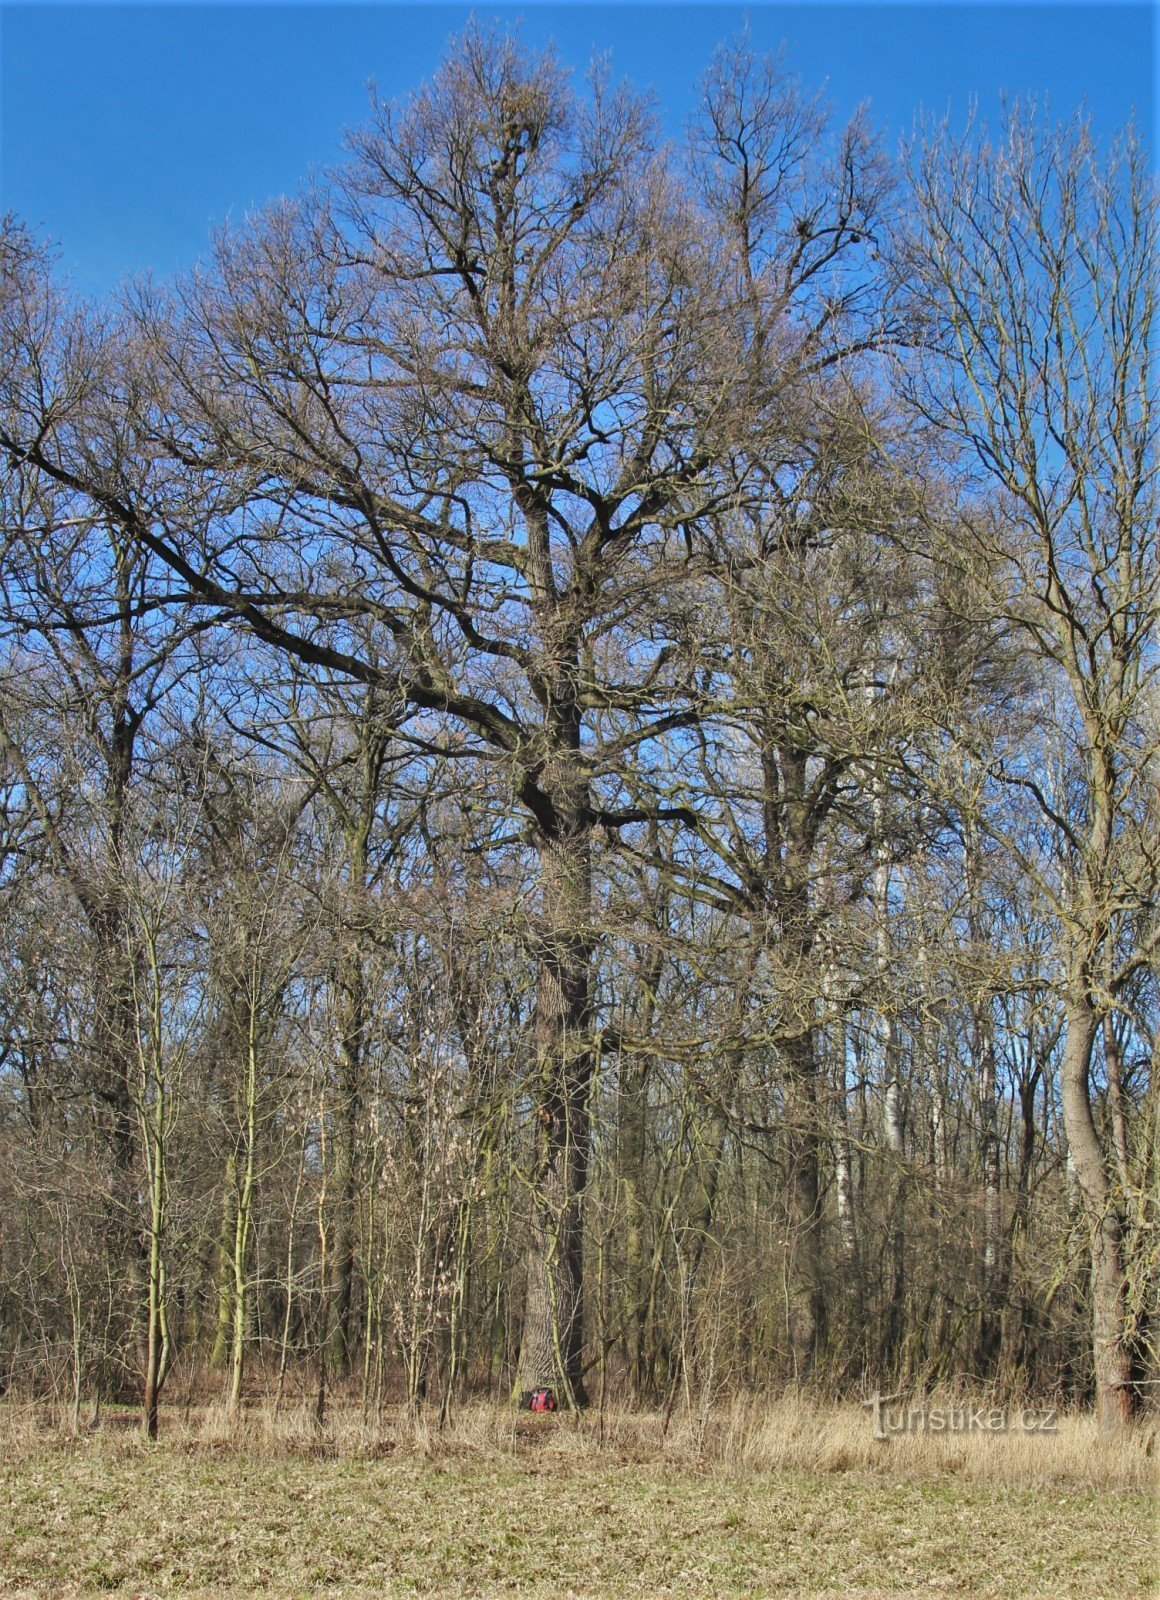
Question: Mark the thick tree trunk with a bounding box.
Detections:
[516,817,593,1404]
[763,742,827,1382]
[1102,1015,1132,1197]
[781,1027,826,1379]
[1059,993,1136,1432]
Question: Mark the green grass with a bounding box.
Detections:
[0,1423,1154,1599]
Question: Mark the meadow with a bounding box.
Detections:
[0,1399,1154,1599]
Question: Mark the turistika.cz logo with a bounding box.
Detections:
[861,1392,1059,1440]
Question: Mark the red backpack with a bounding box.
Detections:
[520,1386,558,1412]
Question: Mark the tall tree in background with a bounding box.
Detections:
[680,41,895,1375]
[902,105,1158,1430]
[0,223,202,1399]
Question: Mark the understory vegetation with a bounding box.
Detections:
[0,22,1155,1448]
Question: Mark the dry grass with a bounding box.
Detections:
[19,1389,1144,1491]
[0,1397,1155,1598]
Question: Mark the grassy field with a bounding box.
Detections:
[0,1401,1155,1599]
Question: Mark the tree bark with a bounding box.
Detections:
[516,813,593,1404]
[763,741,828,1382]
[1059,993,1136,1431]
[781,1027,826,1379]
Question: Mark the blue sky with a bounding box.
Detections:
[1,3,1154,300]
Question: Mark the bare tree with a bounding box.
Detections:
[122,28,759,1401]
[0,219,204,1399]
[902,104,1159,1429]
[2,39,1151,1428]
